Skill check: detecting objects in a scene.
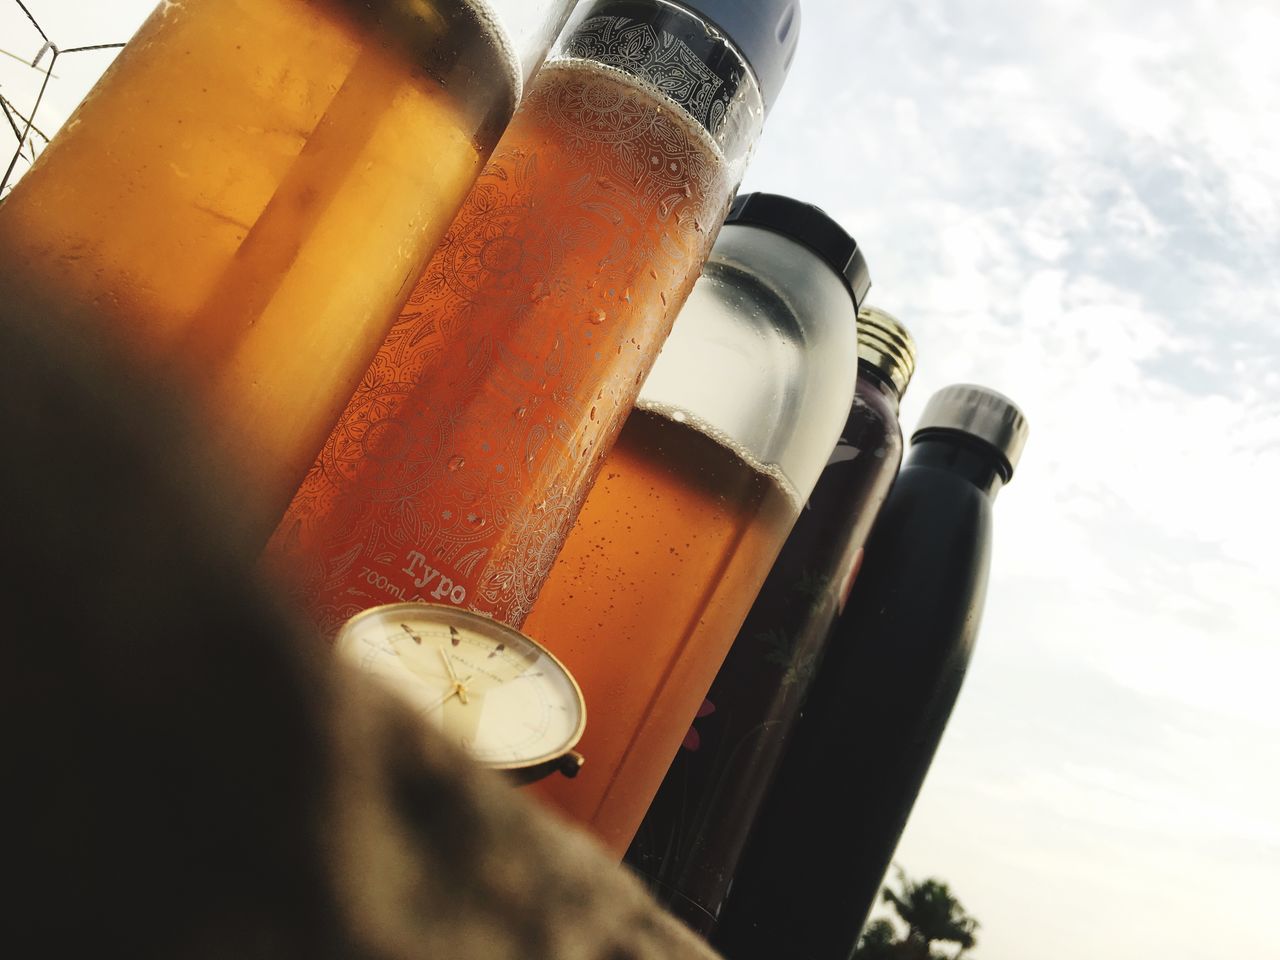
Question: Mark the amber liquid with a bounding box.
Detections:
[0,0,518,535]
[523,403,801,855]
[264,59,732,631]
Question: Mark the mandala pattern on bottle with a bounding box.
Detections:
[564,11,739,137]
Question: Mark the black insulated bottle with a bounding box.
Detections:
[713,384,1029,960]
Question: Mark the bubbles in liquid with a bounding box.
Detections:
[636,399,803,512]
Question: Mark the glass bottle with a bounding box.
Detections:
[625,305,917,935]
[0,0,577,539]
[264,0,802,632]
[524,193,871,855]
[714,385,1029,960]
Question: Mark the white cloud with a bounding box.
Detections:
[745,2,1280,957]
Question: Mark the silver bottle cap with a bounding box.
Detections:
[913,384,1029,478]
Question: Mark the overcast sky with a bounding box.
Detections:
[3,1,1278,958]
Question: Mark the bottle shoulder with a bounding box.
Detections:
[857,464,994,605]
[883,461,994,533]
[899,436,1006,498]
[840,381,903,456]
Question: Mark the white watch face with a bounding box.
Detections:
[335,603,585,770]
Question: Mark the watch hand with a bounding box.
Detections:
[439,646,470,704]
[438,645,462,685]
[420,685,461,715]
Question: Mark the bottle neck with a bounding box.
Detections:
[905,433,1007,499]
[856,359,903,413]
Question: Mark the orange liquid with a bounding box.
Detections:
[0,0,517,536]
[265,59,732,631]
[524,403,801,855]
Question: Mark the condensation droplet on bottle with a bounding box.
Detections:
[448,456,465,472]
[622,288,632,302]
[530,281,550,303]
[588,308,607,325]
[660,292,668,306]
[589,406,597,421]
[515,406,527,420]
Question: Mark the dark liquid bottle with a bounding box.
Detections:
[713,384,1028,960]
[624,306,917,936]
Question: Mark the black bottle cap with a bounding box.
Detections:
[725,192,871,309]
[913,384,1029,480]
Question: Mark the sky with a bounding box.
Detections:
[3,1,1278,958]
